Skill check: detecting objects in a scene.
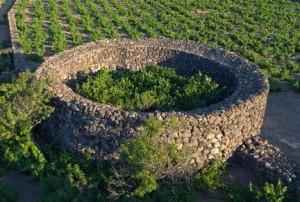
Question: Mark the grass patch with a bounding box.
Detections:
[269,78,283,92]
[76,65,220,111]
[291,79,300,92]
[250,180,287,202]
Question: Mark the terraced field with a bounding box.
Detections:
[16,0,300,79]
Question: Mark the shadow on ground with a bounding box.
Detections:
[261,91,300,165]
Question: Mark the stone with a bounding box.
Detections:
[176,143,183,150]
[33,38,268,173]
[206,133,215,140]
[213,142,221,148]
[189,139,198,147]
[182,131,192,138]
[211,148,219,155]
[234,137,300,191]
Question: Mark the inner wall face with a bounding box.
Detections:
[37,39,268,171]
[66,46,236,96]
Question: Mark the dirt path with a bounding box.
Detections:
[0,0,14,17]
[0,0,14,43]
[0,24,9,42]
[261,90,300,164]
[1,174,42,202]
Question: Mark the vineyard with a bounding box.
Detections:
[15,0,300,78]
[1,1,300,201]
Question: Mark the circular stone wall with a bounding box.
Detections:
[36,38,269,169]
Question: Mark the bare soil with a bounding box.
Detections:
[0,161,259,202]
[1,174,42,202]
[0,0,13,42]
[0,24,9,42]
[261,90,300,164]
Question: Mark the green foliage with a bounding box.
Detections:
[115,182,196,202]
[73,0,103,40]
[192,160,290,202]
[16,0,47,57]
[15,0,300,81]
[292,79,300,92]
[35,146,106,202]
[250,180,288,202]
[0,181,17,202]
[76,65,220,111]
[48,0,67,52]
[18,28,32,54]
[194,158,225,191]
[85,0,118,38]
[269,78,283,92]
[0,72,54,176]
[287,61,300,74]
[30,0,47,56]
[61,0,83,45]
[31,117,195,201]
[223,184,255,202]
[108,117,189,198]
[15,0,31,53]
[150,182,196,202]
[0,103,296,202]
[40,163,105,201]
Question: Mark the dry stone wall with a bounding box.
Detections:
[36,38,269,170]
[7,0,39,71]
[233,137,300,191]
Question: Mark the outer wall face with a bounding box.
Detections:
[37,39,269,170]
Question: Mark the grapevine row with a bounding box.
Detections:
[61,0,83,45]
[48,0,67,52]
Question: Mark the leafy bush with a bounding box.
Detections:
[40,166,104,202]
[0,181,17,202]
[194,157,225,191]
[142,182,196,202]
[250,180,288,202]
[269,78,283,92]
[287,61,300,74]
[0,72,54,176]
[223,184,254,202]
[107,117,190,198]
[292,79,300,92]
[36,144,107,202]
[76,65,220,111]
